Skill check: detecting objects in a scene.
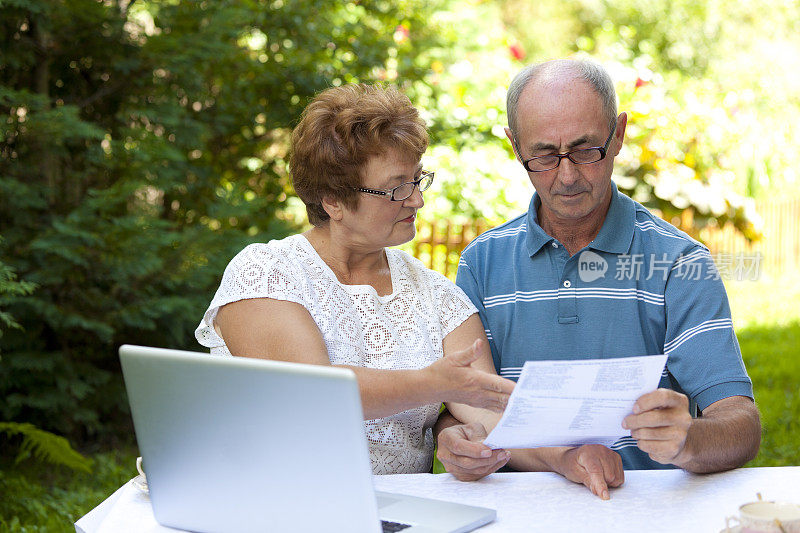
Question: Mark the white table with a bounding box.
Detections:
[75,466,800,533]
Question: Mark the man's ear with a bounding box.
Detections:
[505,127,523,163]
[611,112,628,157]
[321,195,344,221]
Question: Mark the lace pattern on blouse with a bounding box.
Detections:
[195,234,477,474]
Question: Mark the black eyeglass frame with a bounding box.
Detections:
[518,121,617,173]
[354,171,435,202]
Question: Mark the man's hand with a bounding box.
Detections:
[622,388,692,465]
[436,422,510,481]
[427,339,515,413]
[555,445,624,500]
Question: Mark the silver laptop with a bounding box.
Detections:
[119,344,496,533]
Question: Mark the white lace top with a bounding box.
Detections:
[195,234,477,474]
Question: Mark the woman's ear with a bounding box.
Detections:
[321,195,344,221]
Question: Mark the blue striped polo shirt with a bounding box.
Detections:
[456,182,753,470]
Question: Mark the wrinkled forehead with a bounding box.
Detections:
[514,79,608,146]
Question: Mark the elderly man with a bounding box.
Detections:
[436,59,761,500]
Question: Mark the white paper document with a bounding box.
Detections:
[483,354,668,449]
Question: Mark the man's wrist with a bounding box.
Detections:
[549,446,576,476]
[508,446,574,473]
[670,419,699,470]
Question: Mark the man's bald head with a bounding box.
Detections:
[506,59,618,135]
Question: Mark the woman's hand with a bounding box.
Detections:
[425,339,515,413]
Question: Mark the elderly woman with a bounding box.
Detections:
[195,84,514,474]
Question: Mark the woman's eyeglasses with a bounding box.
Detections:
[355,171,434,202]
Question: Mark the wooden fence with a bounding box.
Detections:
[411,196,800,280]
[699,197,800,279]
[410,218,491,280]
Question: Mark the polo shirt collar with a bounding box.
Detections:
[589,181,635,254]
[525,194,553,256]
[524,180,635,257]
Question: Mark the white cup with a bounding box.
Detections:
[726,501,800,533]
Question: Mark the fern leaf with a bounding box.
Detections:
[0,422,93,473]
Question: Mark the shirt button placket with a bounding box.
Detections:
[557,246,578,324]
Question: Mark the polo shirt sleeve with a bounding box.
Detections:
[456,256,501,373]
[663,246,753,410]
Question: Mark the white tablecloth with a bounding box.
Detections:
[75,466,800,533]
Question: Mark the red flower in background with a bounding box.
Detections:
[509,42,526,61]
[635,77,648,89]
[393,25,410,44]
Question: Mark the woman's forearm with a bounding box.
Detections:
[339,365,440,420]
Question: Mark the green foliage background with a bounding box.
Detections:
[0,0,459,442]
[1,0,799,528]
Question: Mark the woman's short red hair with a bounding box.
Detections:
[289,83,428,226]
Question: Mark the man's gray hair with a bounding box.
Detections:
[506,59,618,135]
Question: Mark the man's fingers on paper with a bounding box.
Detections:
[624,403,691,429]
[632,388,688,414]
[629,425,686,441]
[623,410,676,430]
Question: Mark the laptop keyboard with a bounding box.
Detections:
[381,520,412,532]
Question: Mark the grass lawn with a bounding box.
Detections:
[725,273,800,468]
[739,321,800,467]
[1,275,797,531]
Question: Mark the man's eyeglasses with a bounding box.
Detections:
[520,122,616,172]
[355,171,434,202]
